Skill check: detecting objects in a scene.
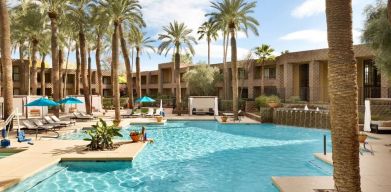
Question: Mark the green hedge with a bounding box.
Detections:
[219,100,246,112]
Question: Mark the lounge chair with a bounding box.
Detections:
[121,109,133,117]
[80,112,96,119]
[31,119,62,130]
[193,108,214,115]
[44,116,71,127]
[49,116,74,126]
[131,110,142,117]
[17,130,31,143]
[154,109,162,116]
[72,112,93,121]
[145,108,154,117]
[21,120,49,132]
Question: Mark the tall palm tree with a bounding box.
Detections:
[67,0,92,114]
[75,41,81,94]
[99,0,143,122]
[40,0,68,117]
[12,3,47,95]
[326,0,361,191]
[208,0,259,120]
[131,28,155,98]
[254,44,275,95]
[0,0,13,120]
[158,21,197,116]
[38,34,51,96]
[197,20,219,65]
[388,0,391,24]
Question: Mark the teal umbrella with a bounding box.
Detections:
[58,97,83,104]
[25,97,59,107]
[135,96,156,103]
[25,98,59,139]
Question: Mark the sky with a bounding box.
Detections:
[11,0,377,71]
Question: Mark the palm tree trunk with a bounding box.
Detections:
[229,26,239,120]
[207,37,211,65]
[175,45,182,116]
[58,48,64,99]
[118,23,133,107]
[0,0,13,120]
[223,31,230,100]
[112,22,121,122]
[63,39,71,97]
[48,12,60,117]
[41,54,46,96]
[79,29,91,114]
[96,35,103,96]
[75,42,81,95]
[136,47,141,98]
[19,44,27,95]
[88,48,92,95]
[326,1,361,191]
[31,39,38,95]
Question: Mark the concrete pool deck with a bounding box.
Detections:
[273,132,391,192]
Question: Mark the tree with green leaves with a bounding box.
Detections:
[183,64,221,96]
[99,0,144,122]
[362,1,391,76]
[40,0,69,117]
[254,44,275,95]
[208,0,259,120]
[12,2,47,95]
[158,21,197,116]
[131,28,155,98]
[198,20,219,65]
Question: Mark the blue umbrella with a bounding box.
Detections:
[25,97,59,107]
[58,97,83,104]
[135,96,156,103]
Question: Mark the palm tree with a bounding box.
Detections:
[158,21,197,116]
[131,28,155,98]
[0,0,13,120]
[99,0,143,122]
[388,0,391,24]
[40,0,68,117]
[208,0,259,120]
[197,20,219,65]
[38,34,51,96]
[12,3,47,95]
[325,0,361,191]
[75,41,81,95]
[66,0,92,114]
[254,44,275,95]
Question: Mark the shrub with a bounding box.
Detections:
[286,96,304,104]
[84,119,123,150]
[255,95,281,108]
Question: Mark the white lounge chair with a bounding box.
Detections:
[121,109,133,117]
[145,108,154,117]
[154,109,162,116]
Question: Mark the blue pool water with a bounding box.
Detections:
[8,121,332,192]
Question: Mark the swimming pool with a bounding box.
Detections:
[8,121,332,192]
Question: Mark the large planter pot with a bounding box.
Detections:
[156,116,163,123]
[130,135,140,142]
[267,102,279,108]
[358,134,368,143]
[221,116,228,123]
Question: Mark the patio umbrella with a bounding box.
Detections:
[25,97,59,139]
[58,97,84,113]
[135,96,156,103]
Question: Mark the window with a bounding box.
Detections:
[264,67,276,79]
[12,66,20,81]
[238,68,248,79]
[254,66,261,79]
[103,77,111,84]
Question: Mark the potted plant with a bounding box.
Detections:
[221,116,228,123]
[129,131,141,142]
[84,118,123,150]
[358,132,368,143]
[156,116,163,123]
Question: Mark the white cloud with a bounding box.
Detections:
[292,0,325,18]
[141,0,210,32]
[280,29,327,44]
[194,42,251,60]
